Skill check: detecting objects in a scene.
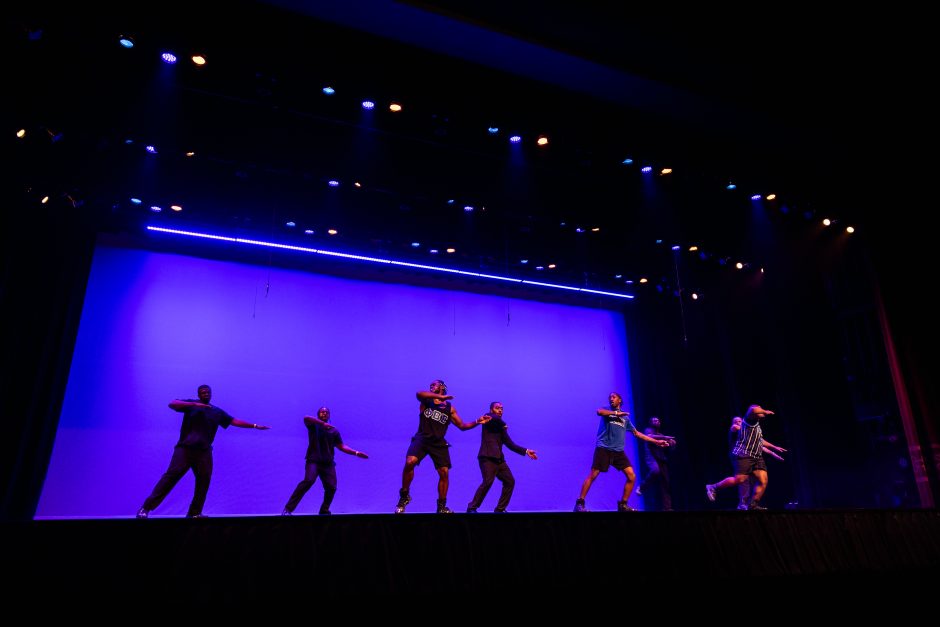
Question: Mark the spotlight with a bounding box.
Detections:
[161,52,177,64]
[641,166,652,173]
[362,100,375,110]
[322,86,335,95]
[191,55,207,66]
[509,135,521,144]
[537,136,549,146]
[119,35,134,49]
[389,103,402,112]
[16,129,25,138]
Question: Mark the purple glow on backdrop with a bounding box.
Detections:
[37,245,637,517]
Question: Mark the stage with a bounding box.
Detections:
[6,510,938,599]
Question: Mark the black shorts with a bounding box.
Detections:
[592,447,631,472]
[406,436,452,469]
[731,455,767,476]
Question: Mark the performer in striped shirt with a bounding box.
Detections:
[705,405,786,510]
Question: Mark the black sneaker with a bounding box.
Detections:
[436,499,453,514]
[574,499,588,512]
[281,509,292,516]
[187,514,208,518]
[748,501,767,511]
[466,507,478,513]
[136,507,150,519]
[318,509,331,516]
[617,500,635,512]
[493,508,506,513]
[395,490,411,514]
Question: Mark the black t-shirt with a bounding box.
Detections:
[416,397,453,442]
[175,400,234,450]
[305,421,344,465]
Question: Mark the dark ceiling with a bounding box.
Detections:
[9,2,910,301]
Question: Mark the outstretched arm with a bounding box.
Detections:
[762,445,784,461]
[230,418,270,430]
[762,439,787,453]
[502,427,531,457]
[337,443,369,459]
[635,430,669,447]
[451,408,490,431]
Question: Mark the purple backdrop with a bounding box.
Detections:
[37,244,637,517]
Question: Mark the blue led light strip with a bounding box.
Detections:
[146,226,634,300]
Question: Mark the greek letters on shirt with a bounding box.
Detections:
[424,406,450,425]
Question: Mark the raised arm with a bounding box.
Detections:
[417,390,453,402]
[168,399,208,412]
[304,415,335,432]
[336,443,369,459]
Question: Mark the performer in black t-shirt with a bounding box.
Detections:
[281,407,368,515]
[635,417,676,511]
[136,385,269,518]
[394,380,489,514]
